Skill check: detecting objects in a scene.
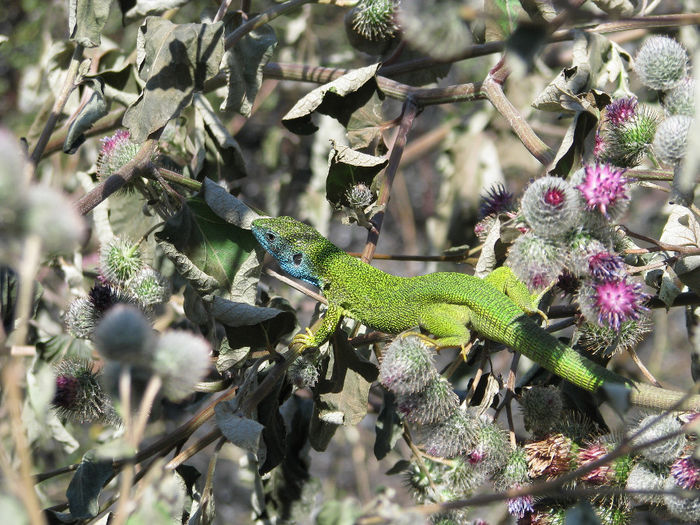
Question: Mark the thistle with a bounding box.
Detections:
[345,183,374,209]
[349,0,398,41]
[128,267,171,306]
[577,317,651,357]
[519,385,563,439]
[598,101,658,168]
[525,434,575,480]
[97,130,141,181]
[574,164,629,220]
[520,176,581,239]
[52,359,119,425]
[152,330,211,402]
[634,36,688,91]
[92,304,155,364]
[663,474,700,522]
[506,233,565,292]
[625,461,666,506]
[467,418,510,474]
[577,277,649,332]
[670,456,700,490]
[663,77,695,117]
[418,410,479,458]
[288,354,320,389]
[631,413,686,465]
[479,183,514,219]
[379,335,437,395]
[100,237,143,285]
[396,376,459,424]
[653,115,693,165]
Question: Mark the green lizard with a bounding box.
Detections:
[251,216,700,412]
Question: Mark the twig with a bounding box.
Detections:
[627,347,662,387]
[362,98,419,262]
[264,267,327,304]
[29,44,84,168]
[504,354,520,448]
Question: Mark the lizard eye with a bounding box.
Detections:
[292,253,303,266]
[266,232,276,242]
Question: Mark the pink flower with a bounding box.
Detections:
[576,163,629,217]
[671,457,700,489]
[588,251,625,280]
[606,97,638,127]
[591,278,649,331]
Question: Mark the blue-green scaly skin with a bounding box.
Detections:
[252,216,700,411]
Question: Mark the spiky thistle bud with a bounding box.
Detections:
[93,305,155,364]
[577,277,649,332]
[525,434,575,480]
[88,283,139,315]
[345,183,374,209]
[52,359,119,425]
[520,176,581,239]
[593,506,632,525]
[444,456,488,496]
[634,36,688,91]
[663,77,695,117]
[418,410,479,458]
[574,164,630,221]
[625,461,666,506]
[396,375,459,424]
[66,297,100,339]
[379,335,437,395]
[663,474,700,522]
[467,418,510,474]
[493,447,530,491]
[605,97,639,128]
[506,233,565,292]
[577,442,626,485]
[479,183,515,219]
[23,185,86,254]
[631,413,686,465]
[152,330,211,402]
[598,100,658,168]
[670,456,700,490]
[519,385,563,438]
[653,115,693,165]
[128,267,170,306]
[344,0,399,55]
[100,237,143,285]
[288,354,320,389]
[577,317,651,357]
[97,130,140,181]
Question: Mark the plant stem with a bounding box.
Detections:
[361,98,418,263]
[29,44,84,168]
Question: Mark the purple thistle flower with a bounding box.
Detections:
[576,163,629,218]
[578,443,613,484]
[606,98,638,127]
[53,375,79,409]
[588,251,625,280]
[671,457,700,489]
[507,489,534,519]
[100,129,131,156]
[579,278,649,331]
[480,183,514,218]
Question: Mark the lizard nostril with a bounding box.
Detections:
[292,253,302,265]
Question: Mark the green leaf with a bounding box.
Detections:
[325,142,387,208]
[69,0,111,48]
[484,0,523,41]
[220,16,277,117]
[123,18,224,142]
[282,64,382,135]
[156,189,259,296]
[64,78,109,153]
[66,452,113,519]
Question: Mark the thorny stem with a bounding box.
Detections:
[403,426,440,497]
[29,44,84,168]
[361,98,418,263]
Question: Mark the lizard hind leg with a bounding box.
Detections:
[417,303,473,357]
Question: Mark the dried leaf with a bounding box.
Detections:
[64,78,109,153]
[69,0,111,48]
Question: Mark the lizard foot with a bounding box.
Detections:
[290,327,317,352]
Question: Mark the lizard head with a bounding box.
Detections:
[251,216,341,287]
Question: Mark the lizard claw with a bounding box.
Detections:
[290,327,317,351]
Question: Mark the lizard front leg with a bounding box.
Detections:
[484,266,548,323]
[290,303,344,351]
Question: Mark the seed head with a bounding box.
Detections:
[493,447,530,490]
[525,434,574,480]
[653,115,693,165]
[418,410,479,458]
[577,317,651,357]
[128,267,170,306]
[152,330,211,402]
[634,36,688,91]
[468,418,510,474]
[521,176,581,239]
[350,0,398,41]
[444,457,488,496]
[97,130,140,181]
[663,77,696,116]
[577,442,614,484]
[577,277,649,332]
[345,183,374,209]
[288,354,320,389]
[379,335,437,395]
[66,297,99,339]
